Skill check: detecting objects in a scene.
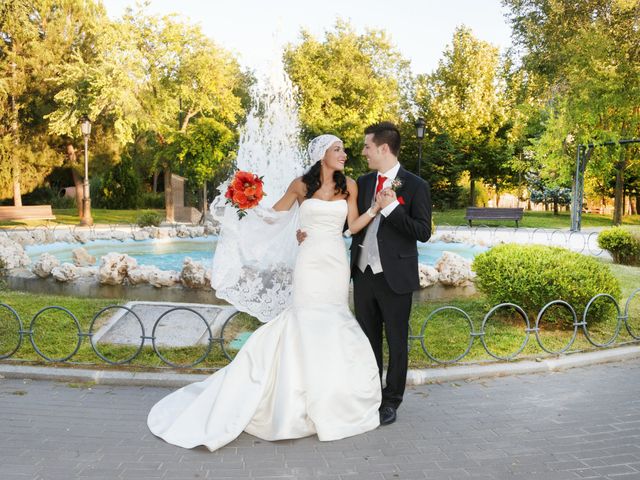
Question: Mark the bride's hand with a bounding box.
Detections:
[377,188,396,209]
[372,193,385,214]
[296,229,307,245]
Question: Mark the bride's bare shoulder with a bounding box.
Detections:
[289,177,306,192]
[346,177,358,193]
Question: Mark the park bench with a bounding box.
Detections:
[0,205,55,221]
[465,207,524,228]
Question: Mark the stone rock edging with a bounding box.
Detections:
[1,223,477,291]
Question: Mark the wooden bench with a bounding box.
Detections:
[0,205,56,221]
[465,207,524,227]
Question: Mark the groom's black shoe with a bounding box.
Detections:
[379,406,397,426]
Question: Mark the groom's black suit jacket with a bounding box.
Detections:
[349,166,432,294]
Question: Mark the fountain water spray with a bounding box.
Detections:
[212,57,310,212]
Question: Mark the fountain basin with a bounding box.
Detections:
[24,236,486,270]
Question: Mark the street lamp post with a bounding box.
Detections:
[79,115,93,226]
[414,117,426,177]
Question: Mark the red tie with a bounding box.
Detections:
[376,175,387,194]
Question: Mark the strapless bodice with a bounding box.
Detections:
[298,198,347,238]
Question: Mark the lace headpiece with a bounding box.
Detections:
[307,134,342,163]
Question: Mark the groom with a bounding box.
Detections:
[351,121,432,426]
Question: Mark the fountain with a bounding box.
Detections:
[3,57,487,306]
[211,57,311,212]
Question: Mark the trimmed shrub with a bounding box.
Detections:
[20,185,76,209]
[140,192,165,209]
[472,244,620,326]
[137,211,163,227]
[598,227,640,265]
[98,157,141,209]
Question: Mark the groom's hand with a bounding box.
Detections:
[378,188,397,209]
[296,229,307,245]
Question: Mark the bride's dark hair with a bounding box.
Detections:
[302,161,349,199]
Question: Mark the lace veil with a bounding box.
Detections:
[210,135,343,322]
[210,202,300,323]
[210,76,332,321]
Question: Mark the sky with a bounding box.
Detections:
[103,0,514,75]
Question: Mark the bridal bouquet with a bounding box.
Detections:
[225,170,265,219]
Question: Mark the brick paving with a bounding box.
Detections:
[1,359,640,480]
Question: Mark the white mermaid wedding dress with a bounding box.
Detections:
[147,199,381,451]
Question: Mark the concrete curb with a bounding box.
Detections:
[406,344,640,384]
[2,345,640,388]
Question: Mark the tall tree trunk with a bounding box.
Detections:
[553,199,558,215]
[11,157,22,206]
[70,169,84,217]
[152,172,159,193]
[164,167,174,223]
[67,145,83,217]
[635,194,640,215]
[622,194,629,216]
[10,89,22,207]
[202,182,207,215]
[469,175,476,207]
[613,151,626,226]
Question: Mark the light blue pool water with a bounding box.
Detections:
[25,237,487,271]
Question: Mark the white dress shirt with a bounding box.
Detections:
[378,162,401,217]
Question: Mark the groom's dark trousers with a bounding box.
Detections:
[350,167,431,410]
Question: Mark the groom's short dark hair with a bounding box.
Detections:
[365,122,401,157]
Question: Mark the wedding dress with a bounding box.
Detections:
[147,199,381,451]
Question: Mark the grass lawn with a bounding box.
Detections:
[0,208,164,227]
[407,262,640,367]
[52,208,165,225]
[1,261,638,371]
[434,209,640,229]
[1,208,638,230]
[0,289,230,369]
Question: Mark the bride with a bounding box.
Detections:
[147,134,383,451]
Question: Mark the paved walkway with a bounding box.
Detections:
[2,359,640,480]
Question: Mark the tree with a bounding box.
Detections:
[47,6,249,220]
[45,9,145,215]
[0,0,97,205]
[168,117,238,213]
[416,26,514,205]
[527,171,571,214]
[400,128,464,209]
[123,9,248,221]
[504,0,640,224]
[1,0,110,211]
[284,20,412,176]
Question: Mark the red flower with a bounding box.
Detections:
[225,170,266,218]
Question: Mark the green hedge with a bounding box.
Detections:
[140,192,165,209]
[94,158,141,209]
[598,227,640,265]
[136,211,163,227]
[472,244,620,326]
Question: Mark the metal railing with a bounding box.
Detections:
[435,224,606,256]
[1,288,638,369]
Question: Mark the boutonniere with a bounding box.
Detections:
[390,178,403,191]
